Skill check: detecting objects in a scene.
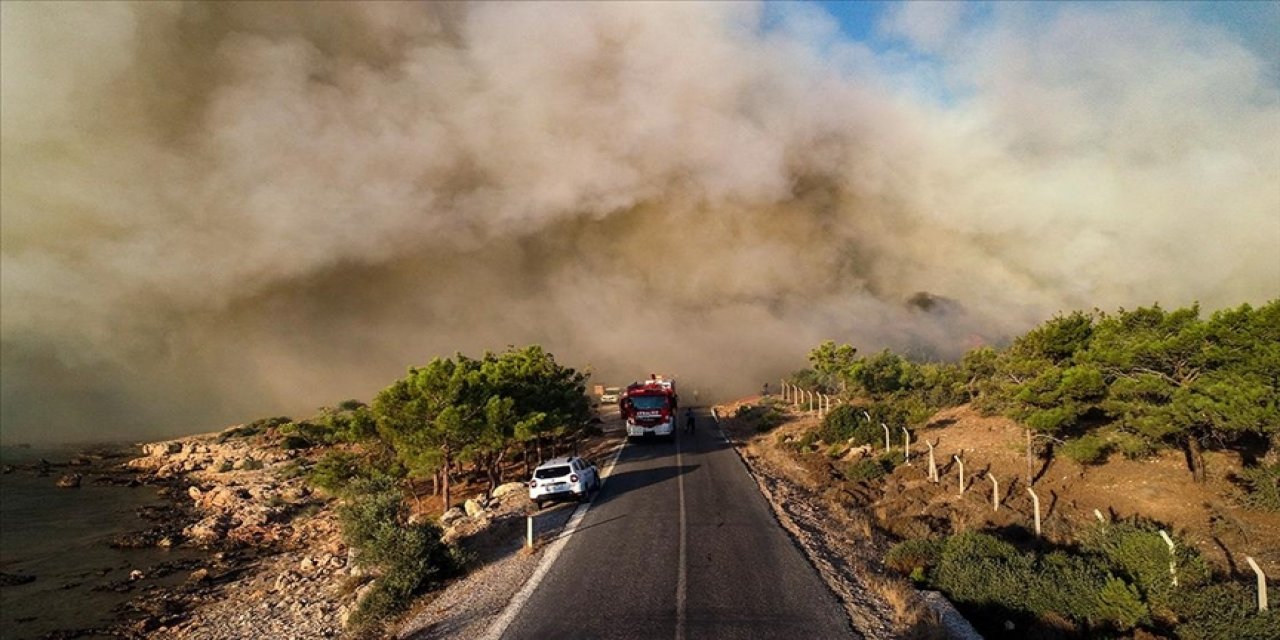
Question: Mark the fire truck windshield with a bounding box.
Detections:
[629,395,667,410]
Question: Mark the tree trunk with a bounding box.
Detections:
[523,443,532,477]
[1187,435,1207,483]
[441,451,453,512]
[432,470,439,497]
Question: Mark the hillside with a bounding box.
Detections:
[721,395,1279,639]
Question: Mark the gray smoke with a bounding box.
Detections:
[2,2,1277,443]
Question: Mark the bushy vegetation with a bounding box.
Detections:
[217,416,292,443]
[887,523,1273,638]
[842,451,902,483]
[1236,462,1280,512]
[337,477,462,625]
[735,401,787,432]
[798,301,1280,484]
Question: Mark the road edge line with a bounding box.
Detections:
[479,436,628,640]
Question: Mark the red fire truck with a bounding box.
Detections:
[619,374,679,439]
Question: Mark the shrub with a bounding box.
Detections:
[735,404,786,433]
[932,531,1150,632]
[1062,434,1113,465]
[240,458,265,471]
[844,451,904,483]
[1080,521,1210,611]
[216,459,234,473]
[309,451,365,494]
[216,416,291,443]
[818,404,882,447]
[1172,581,1280,640]
[1236,462,1280,512]
[885,538,943,576]
[339,478,460,625]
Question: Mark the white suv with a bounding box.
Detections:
[528,456,600,509]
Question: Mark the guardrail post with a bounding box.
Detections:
[954,454,965,494]
[881,423,891,454]
[808,390,815,414]
[1245,556,1268,611]
[526,515,534,550]
[1027,487,1041,536]
[927,440,939,483]
[901,427,911,465]
[988,473,999,511]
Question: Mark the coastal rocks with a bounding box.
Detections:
[55,473,83,488]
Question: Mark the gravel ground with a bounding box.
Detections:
[395,502,579,640]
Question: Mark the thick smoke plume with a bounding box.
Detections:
[3,2,1277,442]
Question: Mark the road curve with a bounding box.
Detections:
[497,409,855,640]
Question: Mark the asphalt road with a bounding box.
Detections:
[498,409,854,640]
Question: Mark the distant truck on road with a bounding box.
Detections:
[619,374,678,439]
[599,387,622,404]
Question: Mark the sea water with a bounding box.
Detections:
[0,445,201,639]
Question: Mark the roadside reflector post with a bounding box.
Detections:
[1245,556,1268,611]
[526,515,534,550]
[808,390,815,414]
[988,473,999,511]
[954,454,965,494]
[1094,509,1106,523]
[1028,487,1041,536]
[882,423,891,454]
[1158,530,1178,587]
[927,440,939,483]
[901,427,911,465]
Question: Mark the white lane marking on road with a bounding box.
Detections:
[480,437,628,640]
[676,427,688,640]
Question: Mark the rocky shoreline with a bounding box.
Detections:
[97,427,540,639]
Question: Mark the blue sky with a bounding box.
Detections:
[804,1,1279,76]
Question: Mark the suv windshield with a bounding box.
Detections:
[630,395,667,410]
[534,466,571,479]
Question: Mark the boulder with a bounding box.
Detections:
[55,473,82,488]
[188,568,210,583]
[492,481,527,499]
[440,507,466,525]
[463,498,485,517]
[187,486,204,502]
[300,556,317,572]
[144,442,182,457]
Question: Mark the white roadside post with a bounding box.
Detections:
[526,515,534,550]
[927,440,939,483]
[1245,556,1268,611]
[988,473,1000,511]
[808,390,815,414]
[881,423,891,454]
[1094,509,1106,523]
[901,427,911,465]
[1028,486,1042,536]
[954,454,965,494]
[1158,530,1178,587]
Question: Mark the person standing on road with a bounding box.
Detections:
[684,408,696,433]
